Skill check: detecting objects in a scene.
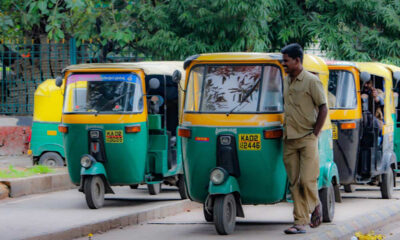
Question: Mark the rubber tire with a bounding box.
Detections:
[177,175,188,199]
[129,184,139,189]
[38,152,64,167]
[84,175,105,209]
[381,168,394,199]
[203,204,213,222]
[213,194,236,235]
[319,182,335,223]
[343,184,354,193]
[147,183,161,195]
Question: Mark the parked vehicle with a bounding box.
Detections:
[326,61,398,198]
[179,53,339,235]
[29,79,65,166]
[56,62,187,208]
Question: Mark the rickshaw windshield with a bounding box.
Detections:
[328,70,357,109]
[63,73,143,113]
[184,64,283,113]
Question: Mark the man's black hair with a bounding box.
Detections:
[281,43,304,63]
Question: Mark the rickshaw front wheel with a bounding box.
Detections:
[147,183,161,195]
[319,182,335,222]
[84,175,105,209]
[38,152,64,167]
[213,194,236,235]
[129,184,139,189]
[380,168,394,199]
[343,184,354,193]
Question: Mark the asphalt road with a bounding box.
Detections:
[75,182,400,240]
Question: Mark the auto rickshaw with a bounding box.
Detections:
[326,61,398,198]
[29,79,65,166]
[379,64,400,166]
[179,53,339,235]
[56,62,187,209]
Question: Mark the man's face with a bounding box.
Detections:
[282,54,299,75]
[364,81,372,90]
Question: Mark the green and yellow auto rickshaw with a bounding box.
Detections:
[326,61,397,198]
[379,64,400,167]
[56,62,187,209]
[179,53,339,235]
[29,79,65,166]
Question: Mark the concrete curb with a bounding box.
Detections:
[25,200,201,240]
[0,171,75,198]
[302,200,400,240]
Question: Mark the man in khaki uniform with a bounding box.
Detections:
[281,44,328,234]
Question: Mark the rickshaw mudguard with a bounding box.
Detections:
[208,176,240,195]
[80,162,114,194]
[36,144,65,158]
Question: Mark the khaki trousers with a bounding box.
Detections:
[283,134,320,225]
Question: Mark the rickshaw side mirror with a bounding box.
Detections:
[394,92,399,108]
[360,72,371,83]
[55,76,63,87]
[172,70,182,84]
[393,71,400,89]
[149,78,160,89]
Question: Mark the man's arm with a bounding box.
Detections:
[313,104,328,137]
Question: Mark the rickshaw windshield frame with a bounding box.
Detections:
[184,63,284,114]
[63,72,144,115]
[328,69,358,110]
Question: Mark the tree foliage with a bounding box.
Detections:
[1,0,400,64]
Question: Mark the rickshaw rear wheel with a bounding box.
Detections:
[84,175,105,209]
[203,204,213,222]
[177,175,188,199]
[319,182,335,222]
[213,194,236,235]
[38,152,64,167]
[381,168,394,199]
[147,183,161,195]
[343,184,354,193]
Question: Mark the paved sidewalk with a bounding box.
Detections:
[0,155,32,168]
[0,185,194,240]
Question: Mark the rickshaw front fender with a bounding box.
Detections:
[80,162,114,194]
[80,161,108,177]
[208,176,240,195]
[319,161,340,188]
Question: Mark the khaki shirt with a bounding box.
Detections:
[283,70,326,139]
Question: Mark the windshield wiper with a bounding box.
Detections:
[226,80,261,116]
[97,90,133,113]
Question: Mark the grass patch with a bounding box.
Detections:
[0,165,54,179]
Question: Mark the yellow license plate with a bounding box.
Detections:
[239,134,261,151]
[105,130,124,143]
[332,124,338,140]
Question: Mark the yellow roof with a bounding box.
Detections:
[355,62,392,80]
[63,61,184,75]
[33,79,63,122]
[379,63,400,74]
[188,52,328,74]
[34,79,59,97]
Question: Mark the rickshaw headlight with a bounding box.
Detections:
[210,167,228,185]
[80,154,95,169]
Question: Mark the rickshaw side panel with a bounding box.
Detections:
[64,122,148,185]
[182,126,287,205]
[318,129,339,188]
[31,121,65,158]
[331,120,361,184]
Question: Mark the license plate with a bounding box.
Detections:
[332,124,338,140]
[105,130,124,143]
[239,134,261,151]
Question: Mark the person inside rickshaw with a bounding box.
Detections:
[361,77,384,145]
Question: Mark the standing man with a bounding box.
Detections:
[281,43,328,234]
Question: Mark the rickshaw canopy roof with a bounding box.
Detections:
[63,61,184,76]
[33,79,63,122]
[355,62,392,80]
[187,52,328,75]
[379,63,400,74]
